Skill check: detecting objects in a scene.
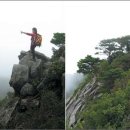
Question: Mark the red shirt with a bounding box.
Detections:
[25,33,37,42]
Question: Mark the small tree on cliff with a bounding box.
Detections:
[50,33,65,61]
[77,55,100,75]
[51,33,65,46]
[95,39,120,58]
[47,33,65,99]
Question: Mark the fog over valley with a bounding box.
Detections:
[66,73,84,99]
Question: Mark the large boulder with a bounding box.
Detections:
[19,51,49,62]
[35,51,49,62]
[1,47,65,129]
[19,53,42,78]
[9,64,29,95]
[19,52,33,65]
[20,83,36,97]
[30,59,42,78]
[9,51,50,96]
[18,51,27,60]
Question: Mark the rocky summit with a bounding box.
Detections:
[0,49,65,129]
[9,51,48,96]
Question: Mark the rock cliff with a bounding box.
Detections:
[66,76,102,128]
[0,48,65,129]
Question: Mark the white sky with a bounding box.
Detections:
[1,1,130,78]
[0,1,65,78]
[65,1,130,74]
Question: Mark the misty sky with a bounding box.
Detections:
[0,1,64,78]
[1,1,130,78]
[65,1,130,74]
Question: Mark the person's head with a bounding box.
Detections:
[32,27,37,34]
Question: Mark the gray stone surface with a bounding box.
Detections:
[0,97,19,128]
[20,98,40,109]
[9,64,29,94]
[20,83,36,97]
[66,76,99,127]
[19,50,49,62]
[19,53,42,78]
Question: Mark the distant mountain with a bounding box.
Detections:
[0,77,13,99]
[66,73,84,99]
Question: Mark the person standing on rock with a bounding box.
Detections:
[21,27,39,61]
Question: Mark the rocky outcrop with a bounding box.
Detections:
[9,64,29,95]
[66,76,102,128]
[0,50,50,128]
[19,52,42,78]
[0,97,19,128]
[20,83,36,97]
[9,51,49,96]
[0,48,65,129]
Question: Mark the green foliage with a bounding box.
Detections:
[108,51,124,63]
[77,55,100,75]
[97,53,130,92]
[48,60,65,82]
[72,35,130,130]
[8,90,65,129]
[100,68,123,91]
[111,53,130,71]
[0,33,65,129]
[68,35,130,130]
[98,60,110,77]
[116,35,130,53]
[50,33,65,69]
[50,33,65,46]
[95,39,120,57]
[39,90,65,129]
[30,77,40,87]
[76,87,130,129]
[95,35,130,58]
[42,35,65,100]
[0,91,14,107]
[52,44,65,61]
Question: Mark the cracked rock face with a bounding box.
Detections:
[0,48,64,129]
[19,53,42,78]
[9,51,46,96]
[1,50,50,129]
[20,83,37,97]
[9,64,29,95]
[0,97,19,128]
[66,77,102,128]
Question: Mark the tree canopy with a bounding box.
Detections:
[74,35,130,130]
[95,35,130,59]
[50,33,65,46]
[77,55,100,75]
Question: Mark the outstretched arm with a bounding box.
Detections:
[21,31,34,36]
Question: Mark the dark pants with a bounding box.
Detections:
[30,43,36,60]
